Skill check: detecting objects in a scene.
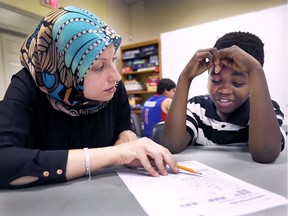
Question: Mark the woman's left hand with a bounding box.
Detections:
[115,137,179,177]
[114,130,138,145]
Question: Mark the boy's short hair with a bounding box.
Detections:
[157,78,176,94]
[214,31,264,66]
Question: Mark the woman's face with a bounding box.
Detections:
[84,44,121,102]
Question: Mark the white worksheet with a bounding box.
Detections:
[117,161,288,216]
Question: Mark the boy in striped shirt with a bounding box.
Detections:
[163,31,285,163]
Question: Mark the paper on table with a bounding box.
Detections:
[117,160,288,216]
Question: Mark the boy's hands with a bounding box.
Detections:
[214,45,262,74]
[181,48,217,81]
[181,45,262,81]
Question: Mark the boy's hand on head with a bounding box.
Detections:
[214,63,223,74]
[181,48,217,81]
[215,45,262,74]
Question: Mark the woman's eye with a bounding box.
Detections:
[95,64,105,71]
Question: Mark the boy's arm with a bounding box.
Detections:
[248,68,281,163]
[162,48,217,153]
[162,74,192,153]
[216,45,282,162]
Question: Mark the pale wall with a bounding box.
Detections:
[1,0,286,45]
[128,0,287,43]
[0,0,107,19]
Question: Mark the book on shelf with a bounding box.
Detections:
[137,65,159,72]
[124,80,144,92]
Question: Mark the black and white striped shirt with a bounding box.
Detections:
[186,95,286,149]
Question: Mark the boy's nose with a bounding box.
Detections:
[218,83,232,94]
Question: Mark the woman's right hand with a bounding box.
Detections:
[114,137,179,177]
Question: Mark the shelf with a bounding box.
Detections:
[120,39,159,51]
[122,70,159,75]
[120,39,161,122]
[126,90,156,95]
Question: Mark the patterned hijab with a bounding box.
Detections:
[20,6,122,116]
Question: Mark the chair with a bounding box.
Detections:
[130,113,143,137]
[150,121,165,145]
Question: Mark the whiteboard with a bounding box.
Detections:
[161,4,287,121]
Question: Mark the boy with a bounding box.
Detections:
[142,78,176,137]
[162,31,285,163]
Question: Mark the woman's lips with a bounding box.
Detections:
[105,86,116,93]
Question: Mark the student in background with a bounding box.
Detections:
[142,78,176,137]
[0,6,178,189]
[163,31,285,163]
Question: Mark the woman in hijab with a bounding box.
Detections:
[0,6,178,189]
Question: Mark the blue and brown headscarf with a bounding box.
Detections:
[20,6,122,116]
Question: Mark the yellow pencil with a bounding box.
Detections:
[176,163,202,175]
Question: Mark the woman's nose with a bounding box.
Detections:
[108,65,121,82]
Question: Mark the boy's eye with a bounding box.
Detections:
[232,82,245,88]
[211,79,222,84]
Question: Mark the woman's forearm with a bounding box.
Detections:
[66,146,117,180]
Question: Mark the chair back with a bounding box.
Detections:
[130,113,143,137]
[151,121,165,145]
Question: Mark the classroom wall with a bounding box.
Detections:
[0,0,107,19]
[0,0,131,86]
[0,0,285,46]
[127,0,287,44]
[105,0,131,70]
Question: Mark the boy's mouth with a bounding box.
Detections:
[216,98,234,109]
[219,99,231,103]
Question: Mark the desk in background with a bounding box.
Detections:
[0,146,287,216]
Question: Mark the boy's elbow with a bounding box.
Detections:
[250,148,281,163]
[162,138,187,154]
[252,155,278,163]
[167,144,184,154]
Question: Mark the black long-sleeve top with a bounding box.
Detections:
[0,68,131,189]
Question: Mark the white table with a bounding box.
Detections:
[0,146,287,216]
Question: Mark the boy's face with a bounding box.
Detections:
[164,88,176,99]
[207,66,249,121]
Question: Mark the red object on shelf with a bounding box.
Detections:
[42,0,59,8]
[155,66,160,72]
[121,66,133,74]
[147,74,159,91]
